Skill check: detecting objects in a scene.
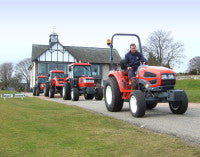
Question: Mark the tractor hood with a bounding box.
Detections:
[138,65,176,88]
[138,66,175,76]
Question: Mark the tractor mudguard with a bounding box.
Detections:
[108,71,126,93]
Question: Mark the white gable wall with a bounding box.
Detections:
[37,43,77,62]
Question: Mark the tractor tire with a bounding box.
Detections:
[169,91,188,114]
[63,83,71,100]
[44,83,50,97]
[49,87,55,98]
[95,88,103,100]
[33,87,36,96]
[104,77,124,112]
[84,94,94,100]
[71,88,79,101]
[129,90,146,117]
[36,87,40,96]
[146,101,157,109]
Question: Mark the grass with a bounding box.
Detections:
[0,94,200,156]
[175,80,200,103]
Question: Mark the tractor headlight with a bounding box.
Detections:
[161,74,168,80]
[161,74,175,80]
[168,74,175,79]
[82,79,94,83]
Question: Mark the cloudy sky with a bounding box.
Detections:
[0,0,199,72]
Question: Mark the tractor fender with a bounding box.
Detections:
[108,70,125,92]
[139,79,152,90]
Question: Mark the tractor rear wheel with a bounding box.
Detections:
[36,87,40,96]
[84,94,94,100]
[63,83,71,100]
[49,87,55,98]
[104,77,123,112]
[33,87,36,96]
[129,90,146,117]
[169,91,188,114]
[44,83,50,97]
[146,101,157,109]
[95,88,103,100]
[71,88,79,101]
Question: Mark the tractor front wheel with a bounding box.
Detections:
[104,77,123,112]
[49,87,55,98]
[95,88,103,100]
[44,83,50,97]
[129,90,146,117]
[169,91,188,114]
[63,83,71,100]
[71,88,79,101]
[33,87,36,96]
[36,87,40,96]
[146,101,157,109]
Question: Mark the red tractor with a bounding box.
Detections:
[104,33,188,117]
[62,62,103,101]
[44,70,68,98]
[33,75,48,96]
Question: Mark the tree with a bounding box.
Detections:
[0,62,14,90]
[15,58,32,92]
[188,56,200,75]
[143,30,185,68]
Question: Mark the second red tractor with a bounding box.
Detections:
[62,62,103,101]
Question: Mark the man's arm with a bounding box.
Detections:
[139,53,148,64]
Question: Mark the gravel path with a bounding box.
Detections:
[26,93,200,145]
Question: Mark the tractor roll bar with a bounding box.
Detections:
[109,33,142,70]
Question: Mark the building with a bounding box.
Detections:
[30,32,121,88]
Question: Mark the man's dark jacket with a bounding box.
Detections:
[125,51,147,70]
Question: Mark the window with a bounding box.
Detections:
[49,63,57,71]
[58,64,66,72]
[38,63,46,74]
[91,64,100,76]
[74,66,92,77]
[48,63,66,73]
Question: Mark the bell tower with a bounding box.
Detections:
[49,32,59,46]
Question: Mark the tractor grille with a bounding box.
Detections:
[161,79,175,86]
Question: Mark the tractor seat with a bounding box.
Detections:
[120,59,127,70]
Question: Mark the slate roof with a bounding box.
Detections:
[32,44,121,64]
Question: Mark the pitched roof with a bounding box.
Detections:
[32,44,121,64]
[32,44,49,61]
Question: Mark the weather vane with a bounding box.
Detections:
[52,26,56,33]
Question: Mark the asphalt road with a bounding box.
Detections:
[27,93,200,145]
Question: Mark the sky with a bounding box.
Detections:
[0,0,199,72]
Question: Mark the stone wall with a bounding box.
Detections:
[176,75,200,80]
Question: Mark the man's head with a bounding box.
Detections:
[130,43,136,54]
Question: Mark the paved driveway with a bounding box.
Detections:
[27,93,200,145]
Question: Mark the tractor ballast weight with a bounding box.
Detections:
[104,33,188,118]
[62,62,103,101]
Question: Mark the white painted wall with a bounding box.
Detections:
[37,43,76,62]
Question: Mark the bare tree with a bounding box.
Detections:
[15,58,31,92]
[143,30,185,68]
[0,62,14,90]
[188,56,200,75]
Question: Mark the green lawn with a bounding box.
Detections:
[175,80,200,103]
[0,95,199,157]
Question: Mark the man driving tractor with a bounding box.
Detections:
[125,43,148,80]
